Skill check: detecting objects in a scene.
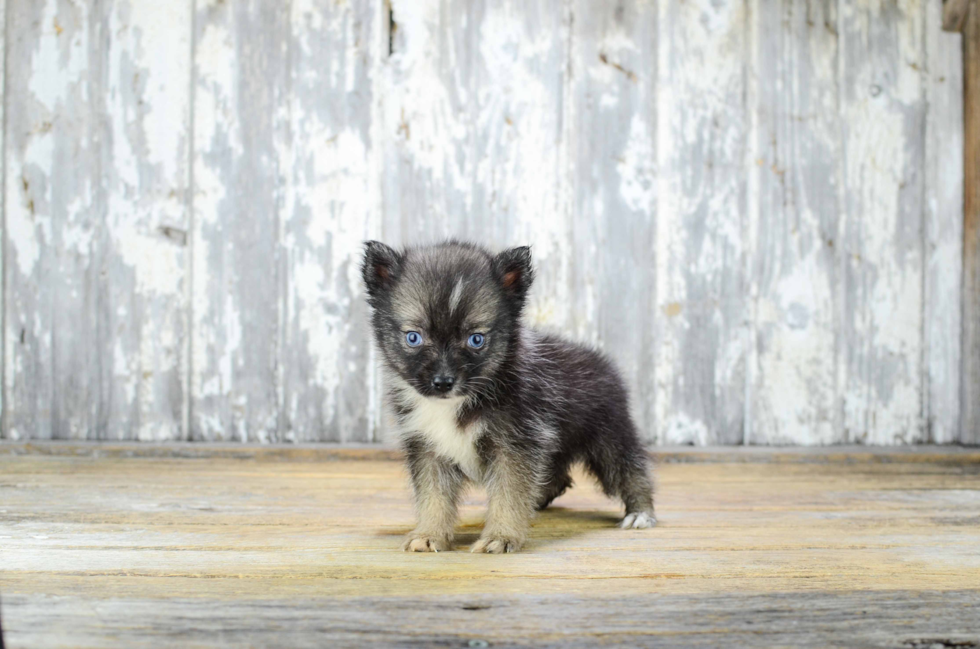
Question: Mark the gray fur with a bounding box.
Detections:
[363,241,656,553]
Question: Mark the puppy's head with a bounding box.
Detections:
[361,240,533,399]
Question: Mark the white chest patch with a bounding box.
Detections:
[394,386,484,482]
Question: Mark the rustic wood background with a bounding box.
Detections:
[0,0,967,445]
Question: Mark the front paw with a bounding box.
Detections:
[402,532,451,552]
[471,535,523,554]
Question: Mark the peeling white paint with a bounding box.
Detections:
[27,0,88,110]
[618,115,656,214]
[655,0,747,444]
[922,0,964,443]
[839,0,927,444]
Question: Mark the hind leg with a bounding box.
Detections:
[617,460,656,529]
[585,436,656,529]
[536,470,574,510]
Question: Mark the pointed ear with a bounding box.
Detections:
[492,246,534,303]
[362,241,402,298]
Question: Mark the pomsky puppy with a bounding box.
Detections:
[362,240,656,553]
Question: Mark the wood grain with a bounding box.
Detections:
[191,0,289,442]
[1,449,979,647]
[925,0,965,443]
[3,0,102,441]
[282,0,384,442]
[746,0,840,445]
[101,1,192,441]
[655,0,747,444]
[2,0,191,441]
[5,440,980,463]
[838,0,927,444]
[567,0,658,440]
[382,0,571,329]
[3,591,980,649]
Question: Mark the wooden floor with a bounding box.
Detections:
[2,444,980,648]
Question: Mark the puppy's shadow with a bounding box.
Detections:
[379,507,624,550]
[531,507,624,547]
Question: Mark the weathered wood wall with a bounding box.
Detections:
[960,0,980,444]
[0,0,967,445]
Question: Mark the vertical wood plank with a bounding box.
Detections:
[924,0,964,443]
[191,0,288,441]
[567,0,657,441]
[962,0,980,444]
[0,0,6,429]
[459,0,570,333]
[838,0,927,444]
[746,0,840,444]
[383,0,570,346]
[101,0,192,440]
[3,0,191,441]
[382,0,472,246]
[283,0,384,442]
[655,0,747,444]
[4,0,104,440]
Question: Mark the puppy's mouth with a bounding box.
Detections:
[413,380,461,400]
[425,388,458,400]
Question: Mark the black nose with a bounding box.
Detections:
[431,375,455,393]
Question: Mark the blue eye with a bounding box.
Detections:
[467,333,485,349]
[405,331,423,347]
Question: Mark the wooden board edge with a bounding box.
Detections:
[944,0,972,32]
[2,441,979,465]
[963,0,980,444]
